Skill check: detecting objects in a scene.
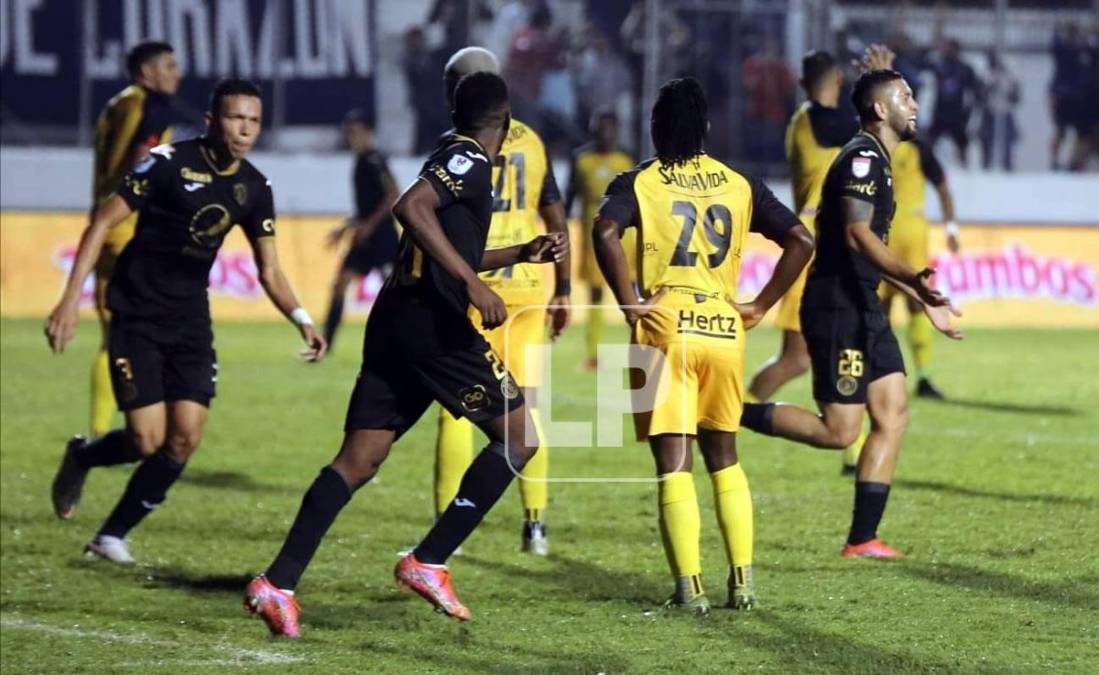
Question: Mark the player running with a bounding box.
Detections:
[321,110,400,350]
[565,108,636,371]
[740,70,963,559]
[245,72,568,636]
[882,139,959,399]
[46,79,326,563]
[431,47,571,556]
[89,41,188,439]
[594,78,813,613]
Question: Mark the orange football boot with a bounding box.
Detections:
[842,538,903,559]
[244,575,301,638]
[394,553,471,621]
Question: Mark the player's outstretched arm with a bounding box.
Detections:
[393,178,506,327]
[250,237,328,362]
[44,195,133,354]
[481,232,568,270]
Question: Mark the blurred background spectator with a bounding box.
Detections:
[980,51,1020,172]
[928,38,981,168]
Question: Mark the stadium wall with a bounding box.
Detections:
[2,212,1096,328]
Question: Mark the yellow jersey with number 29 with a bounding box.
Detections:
[597,154,800,437]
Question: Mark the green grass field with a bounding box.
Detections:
[1,316,1097,673]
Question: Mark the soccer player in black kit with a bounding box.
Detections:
[46,79,326,564]
[741,70,963,559]
[322,110,399,349]
[245,72,567,637]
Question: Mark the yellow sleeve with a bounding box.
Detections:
[94,91,145,202]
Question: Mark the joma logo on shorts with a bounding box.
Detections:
[676,309,737,339]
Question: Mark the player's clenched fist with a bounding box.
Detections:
[468,278,507,328]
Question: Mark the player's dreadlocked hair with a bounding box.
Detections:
[650,77,708,168]
[452,72,509,133]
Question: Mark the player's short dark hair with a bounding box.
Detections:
[802,50,838,89]
[208,78,263,115]
[851,69,904,123]
[451,72,509,132]
[126,41,173,80]
[589,106,618,132]
[343,108,373,129]
[651,77,708,167]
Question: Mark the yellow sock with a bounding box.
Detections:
[586,301,605,362]
[843,418,868,468]
[909,311,933,375]
[658,472,702,582]
[434,407,474,515]
[519,406,548,522]
[711,464,753,567]
[90,349,115,437]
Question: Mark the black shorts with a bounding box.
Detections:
[107,316,217,411]
[800,307,905,404]
[344,288,523,436]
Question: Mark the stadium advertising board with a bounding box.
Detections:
[1,213,1096,328]
[0,0,374,127]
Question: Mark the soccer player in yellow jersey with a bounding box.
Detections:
[594,78,812,613]
[565,108,635,370]
[433,47,571,555]
[882,139,959,399]
[748,51,857,403]
[88,41,184,438]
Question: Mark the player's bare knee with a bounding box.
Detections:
[165,430,202,463]
[127,427,164,457]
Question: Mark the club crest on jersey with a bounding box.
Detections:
[233,182,248,206]
[852,157,871,178]
[447,154,474,176]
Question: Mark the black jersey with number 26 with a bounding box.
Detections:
[110,138,276,321]
[803,131,896,312]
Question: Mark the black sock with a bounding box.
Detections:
[414,443,522,564]
[265,466,353,590]
[98,451,185,538]
[741,403,776,435]
[324,294,345,347]
[848,481,891,545]
[75,430,141,469]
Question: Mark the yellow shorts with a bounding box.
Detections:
[93,211,139,324]
[880,215,928,303]
[773,213,815,333]
[579,226,638,287]
[630,290,746,439]
[469,304,545,387]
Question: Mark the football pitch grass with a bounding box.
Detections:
[1,317,1096,673]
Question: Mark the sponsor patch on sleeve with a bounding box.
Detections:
[447,154,473,176]
[852,157,871,178]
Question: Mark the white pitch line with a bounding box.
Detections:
[0,615,304,666]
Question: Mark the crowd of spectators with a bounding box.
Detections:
[399,0,1098,173]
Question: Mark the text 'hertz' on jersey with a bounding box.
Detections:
[786,101,859,223]
[804,131,896,312]
[110,138,275,320]
[596,154,799,300]
[391,133,494,313]
[478,119,561,305]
